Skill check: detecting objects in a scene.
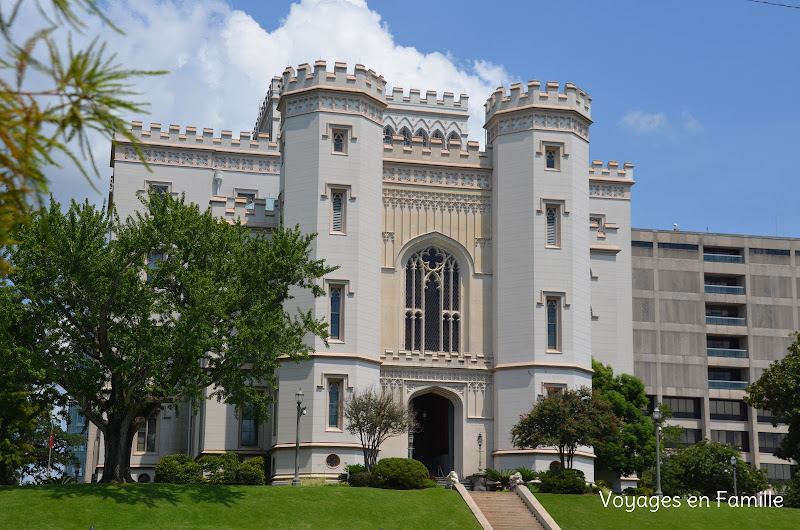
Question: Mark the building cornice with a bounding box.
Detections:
[493,361,594,375]
[492,448,596,460]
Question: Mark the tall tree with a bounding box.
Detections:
[1,195,334,482]
[511,387,622,469]
[0,0,162,274]
[344,388,416,472]
[745,332,800,463]
[592,359,656,478]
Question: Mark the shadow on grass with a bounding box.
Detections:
[43,483,247,508]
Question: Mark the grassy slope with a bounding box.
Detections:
[536,493,800,530]
[0,484,481,530]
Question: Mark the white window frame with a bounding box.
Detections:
[545,203,561,248]
[330,188,347,235]
[326,377,344,431]
[332,129,347,154]
[545,296,562,353]
[538,141,566,171]
[133,413,159,454]
[543,383,567,397]
[239,405,259,448]
[328,282,345,342]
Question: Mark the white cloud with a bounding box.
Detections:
[11,0,512,206]
[618,111,668,134]
[681,110,704,134]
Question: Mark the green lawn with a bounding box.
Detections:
[0,484,481,529]
[536,493,800,530]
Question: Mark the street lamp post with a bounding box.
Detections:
[731,456,738,497]
[477,433,483,473]
[653,406,663,496]
[408,432,414,459]
[73,461,81,482]
[292,388,305,487]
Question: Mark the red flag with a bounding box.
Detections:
[49,428,54,448]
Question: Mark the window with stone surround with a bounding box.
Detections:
[383,126,394,144]
[327,378,343,430]
[404,247,460,353]
[329,284,343,341]
[331,189,346,234]
[134,414,157,454]
[546,204,561,248]
[545,145,560,170]
[414,129,429,147]
[546,297,561,352]
[399,127,411,146]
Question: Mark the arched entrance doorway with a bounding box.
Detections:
[410,392,454,477]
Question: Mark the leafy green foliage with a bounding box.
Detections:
[592,360,656,478]
[782,474,800,508]
[745,332,800,463]
[348,471,373,488]
[198,454,240,485]
[538,468,586,494]
[371,458,431,490]
[654,440,768,497]
[511,387,622,469]
[514,467,538,482]
[0,0,164,274]
[344,388,417,472]
[154,455,202,484]
[484,468,516,486]
[1,194,335,482]
[236,457,266,486]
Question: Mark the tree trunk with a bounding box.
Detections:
[99,415,136,483]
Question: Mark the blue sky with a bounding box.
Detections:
[33,0,800,236]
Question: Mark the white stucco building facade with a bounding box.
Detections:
[86,60,678,484]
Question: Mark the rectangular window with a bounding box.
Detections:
[661,397,701,419]
[756,408,787,424]
[327,378,343,430]
[237,190,257,211]
[711,429,750,452]
[545,204,560,248]
[658,243,699,251]
[135,415,157,453]
[146,252,164,282]
[709,400,747,421]
[546,296,561,352]
[758,432,785,454]
[240,406,258,447]
[329,285,343,341]
[761,463,796,483]
[332,129,347,154]
[545,146,560,170]
[543,383,566,396]
[680,429,703,447]
[631,241,654,248]
[331,190,346,234]
[750,248,790,256]
[148,183,170,207]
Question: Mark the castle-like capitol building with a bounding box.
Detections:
[81,61,795,485]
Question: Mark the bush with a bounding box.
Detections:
[782,475,800,508]
[349,471,373,488]
[339,463,367,483]
[197,453,242,484]
[485,468,516,486]
[595,479,612,490]
[514,468,538,482]
[624,486,655,497]
[538,469,586,494]
[154,454,203,484]
[237,457,265,485]
[371,458,430,490]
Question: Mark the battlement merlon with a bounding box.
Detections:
[382,133,490,170]
[253,77,283,140]
[589,161,635,184]
[117,122,280,154]
[278,61,388,109]
[386,87,469,113]
[484,80,592,124]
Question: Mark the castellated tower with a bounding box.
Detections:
[273,62,387,480]
[485,81,596,475]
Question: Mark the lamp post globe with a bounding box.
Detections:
[653,406,662,496]
[292,388,305,486]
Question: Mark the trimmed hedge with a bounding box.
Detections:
[154,453,265,485]
[371,458,430,490]
[538,468,586,494]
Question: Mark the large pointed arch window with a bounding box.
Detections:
[404,247,460,353]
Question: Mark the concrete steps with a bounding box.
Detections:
[469,491,544,530]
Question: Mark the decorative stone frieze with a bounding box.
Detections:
[486,111,590,143]
[382,165,490,190]
[121,147,279,174]
[382,188,490,214]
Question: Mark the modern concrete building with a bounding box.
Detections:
[632,229,795,483]
[80,61,794,485]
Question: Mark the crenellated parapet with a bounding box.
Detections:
[483,81,592,144]
[113,122,280,174]
[484,80,591,122]
[277,61,387,124]
[385,87,468,112]
[589,161,635,200]
[253,77,283,141]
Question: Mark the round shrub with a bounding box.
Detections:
[349,471,373,487]
[371,458,430,490]
[339,463,366,483]
[154,454,203,484]
[538,468,586,494]
[237,457,265,485]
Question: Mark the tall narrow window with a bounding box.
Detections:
[328,379,343,429]
[329,285,342,340]
[383,126,394,144]
[149,184,169,207]
[546,205,560,247]
[414,129,429,147]
[400,128,411,146]
[431,130,443,143]
[545,146,560,170]
[241,406,258,447]
[135,415,157,453]
[546,297,560,351]
[404,247,460,353]
[331,190,345,233]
